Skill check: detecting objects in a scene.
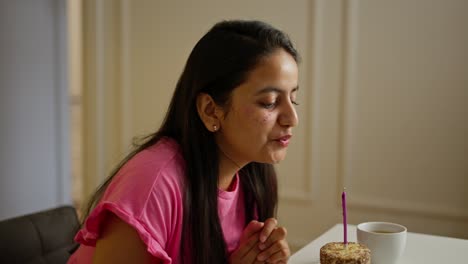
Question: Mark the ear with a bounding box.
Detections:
[196,93,223,132]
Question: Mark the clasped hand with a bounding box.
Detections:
[229,218,290,264]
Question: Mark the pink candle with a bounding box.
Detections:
[342,188,347,245]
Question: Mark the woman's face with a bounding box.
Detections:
[216,48,299,166]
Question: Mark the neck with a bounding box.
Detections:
[217,148,245,191]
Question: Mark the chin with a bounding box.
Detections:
[253,148,288,164]
[265,152,287,164]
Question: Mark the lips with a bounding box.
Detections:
[275,135,292,147]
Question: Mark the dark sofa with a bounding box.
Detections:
[0,205,79,264]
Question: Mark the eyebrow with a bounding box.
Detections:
[254,86,299,95]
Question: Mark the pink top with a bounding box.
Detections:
[67,138,247,264]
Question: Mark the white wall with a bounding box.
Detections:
[81,0,468,251]
[0,0,70,220]
[278,0,468,249]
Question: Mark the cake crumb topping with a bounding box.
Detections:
[320,242,370,264]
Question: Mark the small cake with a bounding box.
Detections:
[320,242,370,264]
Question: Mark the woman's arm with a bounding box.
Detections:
[93,213,162,264]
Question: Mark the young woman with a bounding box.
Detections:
[68,20,300,264]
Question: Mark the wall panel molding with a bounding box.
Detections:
[349,195,468,220]
[119,0,133,153]
[338,0,468,221]
[82,0,125,198]
[281,0,327,203]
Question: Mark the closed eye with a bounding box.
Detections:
[260,102,276,109]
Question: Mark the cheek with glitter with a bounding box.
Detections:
[259,113,273,124]
[242,105,273,125]
[256,113,272,125]
[242,106,264,123]
[242,106,255,115]
[241,106,258,120]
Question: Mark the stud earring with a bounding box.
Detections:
[213,125,218,132]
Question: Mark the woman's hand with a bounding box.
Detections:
[229,220,266,264]
[230,218,290,264]
[256,218,290,264]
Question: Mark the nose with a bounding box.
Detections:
[279,101,299,128]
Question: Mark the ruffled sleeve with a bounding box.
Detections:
[74,141,185,263]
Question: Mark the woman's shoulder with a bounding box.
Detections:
[103,137,185,204]
[74,137,185,252]
[122,137,184,180]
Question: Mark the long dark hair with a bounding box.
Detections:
[82,20,299,263]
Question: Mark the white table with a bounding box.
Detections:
[289,224,468,264]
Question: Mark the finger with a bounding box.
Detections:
[259,226,287,250]
[257,240,289,262]
[243,249,262,264]
[265,246,290,263]
[259,218,278,243]
[257,240,289,261]
[236,229,261,258]
[241,238,262,263]
[241,220,264,243]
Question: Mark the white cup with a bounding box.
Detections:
[357,222,407,264]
